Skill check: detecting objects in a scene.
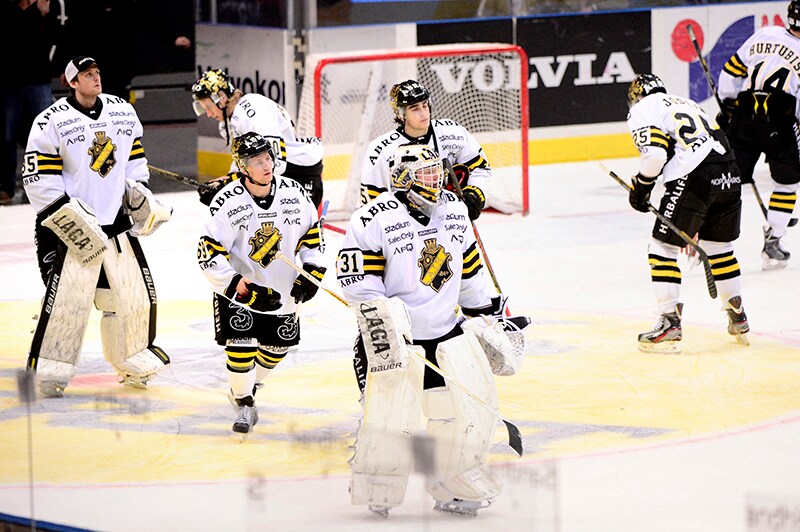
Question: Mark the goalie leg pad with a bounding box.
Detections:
[28,250,103,394]
[424,333,502,503]
[349,296,425,508]
[95,234,169,381]
[125,179,173,237]
[41,198,108,266]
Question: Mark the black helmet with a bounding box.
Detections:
[627,73,666,109]
[790,0,800,30]
[191,69,235,115]
[390,80,432,124]
[232,132,274,173]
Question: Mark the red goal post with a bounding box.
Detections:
[296,43,529,220]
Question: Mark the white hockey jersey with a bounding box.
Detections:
[359,119,491,205]
[22,94,148,224]
[336,191,497,341]
[197,176,323,314]
[221,93,323,175]
[627,93,726,182]
[718,25,800,118]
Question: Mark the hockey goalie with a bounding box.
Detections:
[21,56,172,397]
[336,144,530,517]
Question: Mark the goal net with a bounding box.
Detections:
[297,43,529,220]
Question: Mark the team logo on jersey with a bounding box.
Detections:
[418,238,452,292]
[87,131,117,177]
[248,222,282,268]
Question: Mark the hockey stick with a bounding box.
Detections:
[443,159,512,317]
[147,164,204,188]
[599,163,718,299]
[274,250,524,457]
[685,24,798,228]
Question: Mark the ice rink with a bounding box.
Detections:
[1,156,798,532]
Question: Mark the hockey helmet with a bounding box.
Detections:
[191,69,235,115]
[627,73,666,109]
[790,0,800,30]
[389,144,444,216]
[390,80,432,124]
[232,132,274,174]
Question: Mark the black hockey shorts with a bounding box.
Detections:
[652,161,742,247]
[284,160,324,209]
[728,114,800,185]
[213,292,300,347]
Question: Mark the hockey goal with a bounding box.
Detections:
[296,43,529,220]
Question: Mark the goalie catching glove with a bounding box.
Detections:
[225,275,282,312]
[125,179,172,237]
[628,173,656,213]
[460,314,531,376]
[290,263,327,303]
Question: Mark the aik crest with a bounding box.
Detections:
[88,131,117,177]
[418,238,452,292]
[249,222,282,267]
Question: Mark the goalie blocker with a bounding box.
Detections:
[349,296,510,515]
[29,201,170,397]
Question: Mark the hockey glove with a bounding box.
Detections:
[198,173,236,206]
[445,163,470,193]
[715,98,737,130]
[290,263,327,303]
[628,173,656,213]
[225,276,282,313]
[462,185,486,220]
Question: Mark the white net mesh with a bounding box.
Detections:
[297,43,529,220]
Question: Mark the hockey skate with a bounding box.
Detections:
[232,396,259,441]
[433,498,491,517]
[368,505,391,518]
[637,303,683,354]
[762,227,790,270]
[39,380,66,398]
[725,296,750,346]
[117,373,150,389]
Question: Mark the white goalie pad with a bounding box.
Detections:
[461,315,528,376]
[425,333,502,503]
[95,233,169,380]
[125,179,173,237]
[30,251,103,389]
[42,198,108,266]
[349,296,425,508]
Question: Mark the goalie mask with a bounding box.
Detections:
[627,73,666,109]
[192,69,235,115]
[232,132,275,176]
[790,0,800,30]
[390,80,432,125]
[389,144,444,216]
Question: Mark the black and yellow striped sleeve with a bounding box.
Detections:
[34,152,62,175]
[463,153,490,172]
[722,53,747,78]
[129,137,146,161]
[361,184,386,204]
[295,223,321,251]
[362,250,386,276]
[647,126,671,150]
[199,235,230,261]
[462,242,483,279]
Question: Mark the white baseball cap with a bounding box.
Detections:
[64,56,98,82]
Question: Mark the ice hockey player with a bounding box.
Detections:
[191,68,324,209]
[197,132,326,438]
[717,0,800,270]
[626,73,749,352]
[337,144,530,517]
[359,80,493,220]
[22,56,173,397]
